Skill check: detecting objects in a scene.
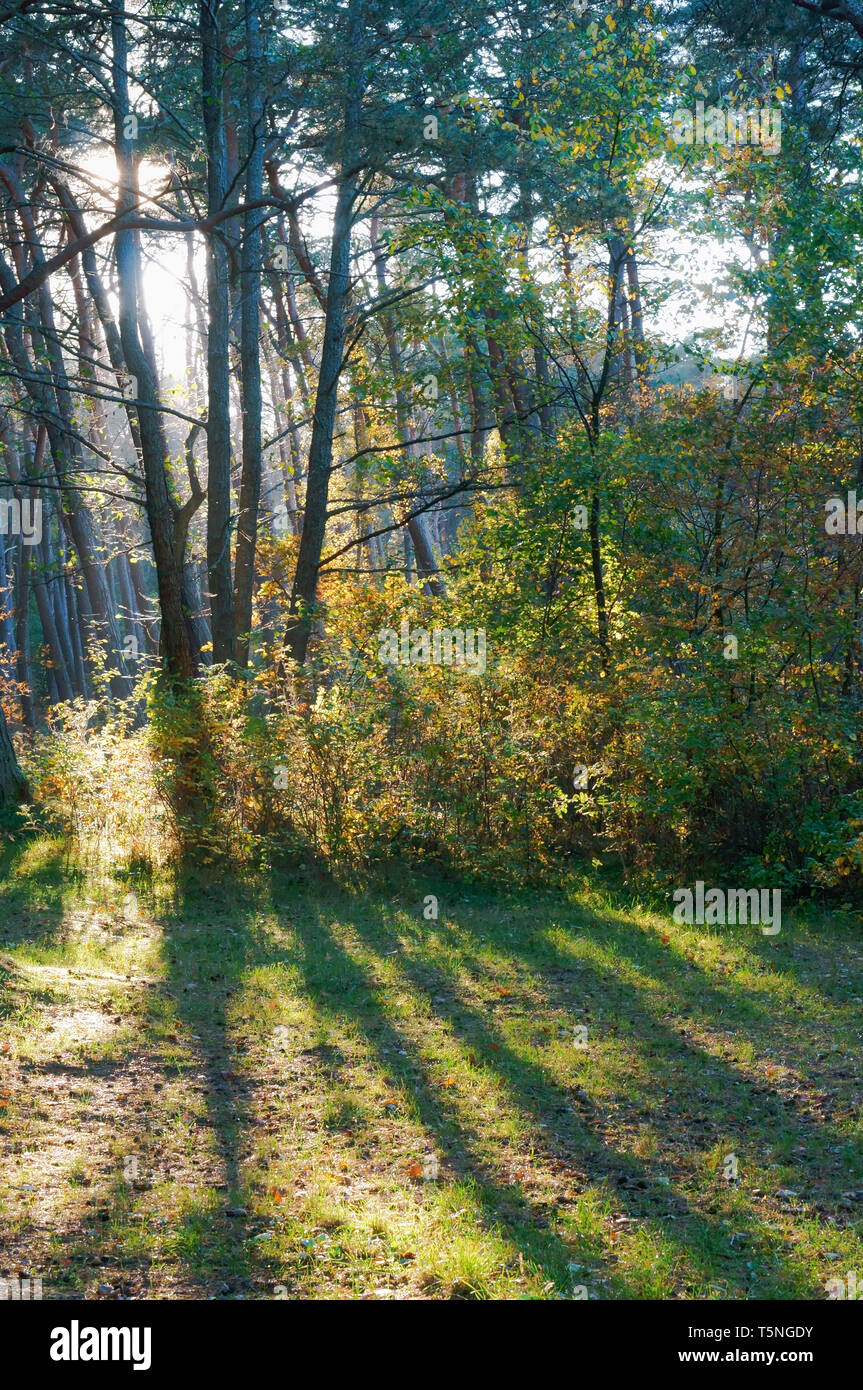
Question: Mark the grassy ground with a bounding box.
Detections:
[1,835,862,1300]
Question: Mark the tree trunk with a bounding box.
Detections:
[13,532,34,729]
[0,700,27,809]
[0,524,15,683]
[285,0,365,665]
[0,216,130,698]
[233,0,265,668]
[33,526,74,703]
[200,0,236,665]
[110,0,195,680]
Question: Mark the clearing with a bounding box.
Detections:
[1,837,862,1300]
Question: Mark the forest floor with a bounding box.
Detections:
[1,835,862,1300]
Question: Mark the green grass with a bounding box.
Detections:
[1,835,861,1299]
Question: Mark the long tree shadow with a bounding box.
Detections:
[186,864,819,1297]
[0,833,79,946]
[286,914,615,1291]
[415,884,863,1213]
[311,894,820,1297]
[290,869,863,1296]
[0,838,170,1297]
[5,847,261,1300]
[142,865,608,1295]
[143,869,267,1299]
[22,854,852,1301]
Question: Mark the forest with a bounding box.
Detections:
[0,0,862,1311]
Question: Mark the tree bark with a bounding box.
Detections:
[200,0,236,665]
[233,0,266,668]
[110,0,195,680]
[0,238,129,697]
[0,699,27,808]
[285,0,366,665]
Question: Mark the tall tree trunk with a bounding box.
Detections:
[464,331,494,464]
[115,549,146,666]
[33,525,74,703]
[110,0,195,680]
[285,0,365,665]
[49,531,82,697]
[264,348,301,533]
[200,0,235,665]
[589,490,610,672]
[0,208,130,697]
[233,0,265,668]
[625,232,647,383]
[13,533,34,729]
[0,523,15,683]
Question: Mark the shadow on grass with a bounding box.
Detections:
[4,835,859,1300]
[296,889,818,1297]
[149,861,860,1298]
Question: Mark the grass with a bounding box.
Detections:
[1,834,862,1300]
